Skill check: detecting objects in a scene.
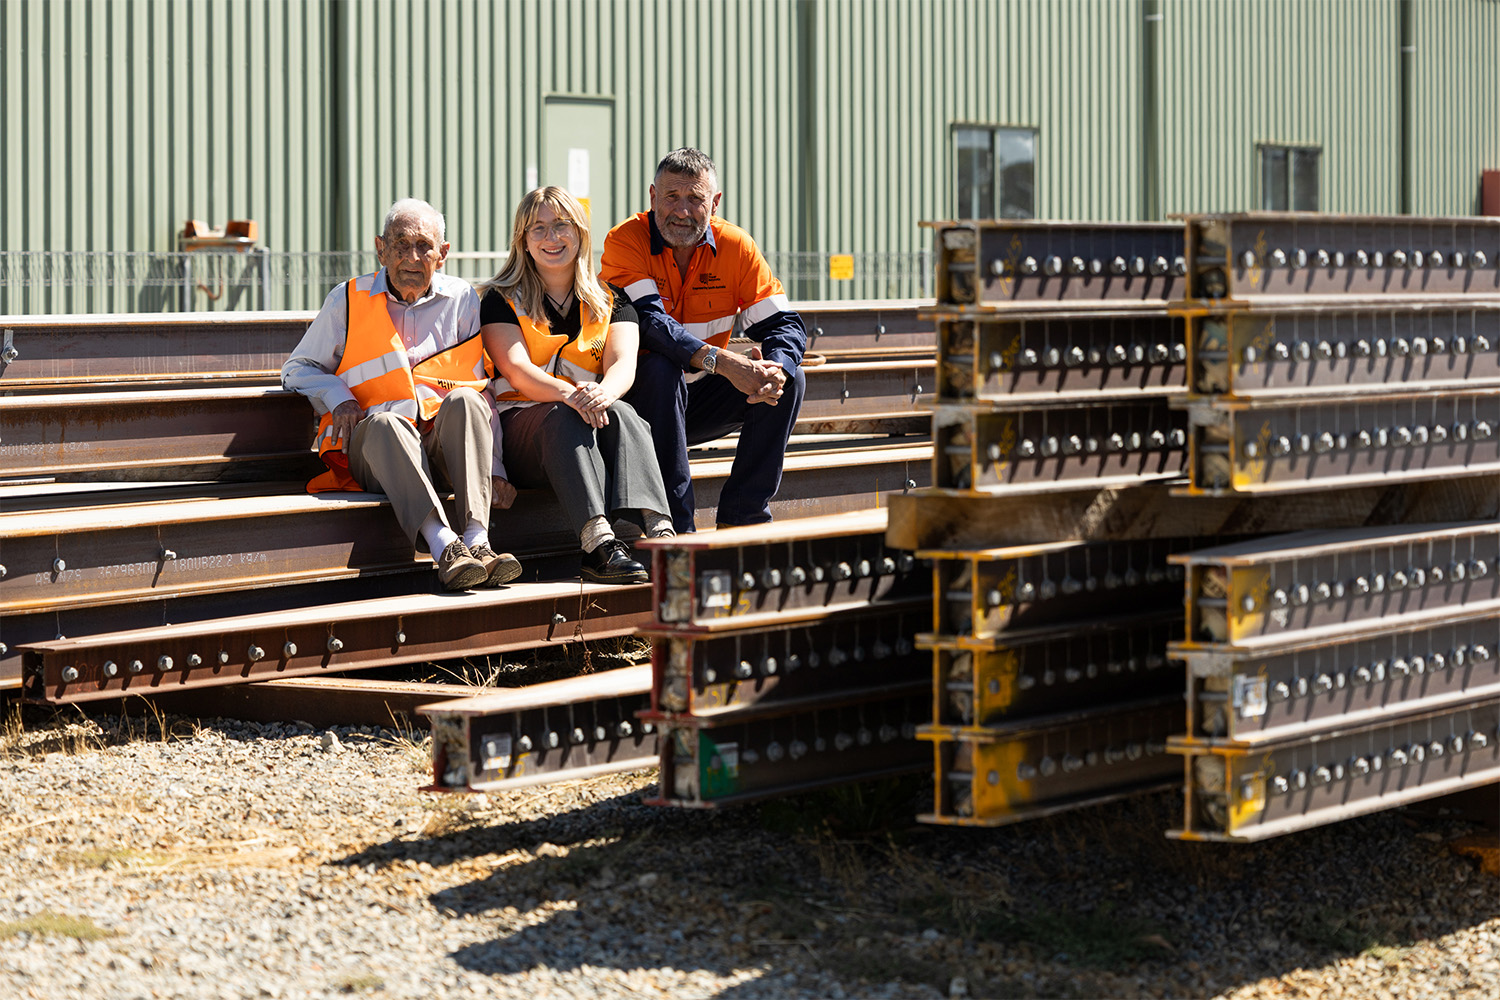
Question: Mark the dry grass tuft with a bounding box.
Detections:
[334,972,386,993]
[0,703,106,759]
[0,911,113,941]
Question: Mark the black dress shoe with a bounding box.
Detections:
[581,539,649,584]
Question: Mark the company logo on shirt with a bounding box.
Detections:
[696,272,727,291]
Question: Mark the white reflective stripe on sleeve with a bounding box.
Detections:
[682,315,736,340]
[339,349,409,389]
[623,278,660,302]
[739,293,791,327]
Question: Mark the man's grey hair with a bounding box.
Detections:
[382,198,446,241]
[654,148,718,191]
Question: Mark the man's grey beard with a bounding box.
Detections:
[658,215,707,249]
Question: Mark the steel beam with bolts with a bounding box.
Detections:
[1178,296,1500,399]
[933,307,1186,404]
[1174,602,1500,745]
[919,695,1183,827]
[1169,697,1500,842]
[932,400,1189,493]
[0,442,931,614]
[1174,522,1500,646]
[0,311,311,389]
[644,598,930,718]
[0,486,422,615]
[0,571,430,690]
[798,300,934,358]
[145,676,494,730]
[647,683,931,808]
[927,612,1184,728]
[20,581,651,704]
[0,363,933,479]
[0,387,317,478]
[1182,213,1500,303]
[1180,387,1500,496]
[639,509,926,632]
[922,538,1195,641]
[422,666,658,793]
[0,301,929,391]
[928,221,1187,307]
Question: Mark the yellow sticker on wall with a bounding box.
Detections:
[829,254,854,280]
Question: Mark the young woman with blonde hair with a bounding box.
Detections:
[478,187,674,583]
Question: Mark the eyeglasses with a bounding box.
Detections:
[383,238,441,259]
[526,220,577,242]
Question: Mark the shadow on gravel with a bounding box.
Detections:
[336,782,1498,999]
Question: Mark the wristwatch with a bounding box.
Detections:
[701,346,719,375]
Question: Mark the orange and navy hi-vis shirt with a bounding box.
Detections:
[600,212,805,373]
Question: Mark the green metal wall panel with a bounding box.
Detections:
[1155,0,1402,215]
[804,0,1145,298]
[0,0,333,259]
[1409,0,1500,216]
[332,0,811,273]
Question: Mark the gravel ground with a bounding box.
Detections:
[0,704,1495,1000]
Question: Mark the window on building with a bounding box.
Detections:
[955,125,1036,220]
[1259,144,1321,211]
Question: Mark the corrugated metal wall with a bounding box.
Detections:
[807,0,1146,262]
[0,0,333,256]
[1408,0,1500,216]
[5,0,1500,312]
[1155,0,1403,215]
[332,0,808,264]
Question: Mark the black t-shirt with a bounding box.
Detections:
[479,282,637,343]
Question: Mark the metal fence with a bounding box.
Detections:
[0,250,932,315]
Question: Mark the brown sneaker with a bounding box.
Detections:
[469,542,522,586]
[435,539,488,591]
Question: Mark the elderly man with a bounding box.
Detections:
[282,198,521,590]
[601,148,806,533]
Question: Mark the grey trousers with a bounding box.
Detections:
[347,387,492,552]
[499,400,670,537]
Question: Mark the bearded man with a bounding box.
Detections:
[601,148,806,533]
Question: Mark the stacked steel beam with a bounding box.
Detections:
[637,510,932,807]
[1168,213,1500,841]
[905,221,1200,825]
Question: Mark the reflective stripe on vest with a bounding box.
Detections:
[490,294,610,402]
[307,279,489,493]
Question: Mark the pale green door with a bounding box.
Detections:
[542,98,616,236]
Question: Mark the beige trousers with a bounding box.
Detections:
[347,387,492,552]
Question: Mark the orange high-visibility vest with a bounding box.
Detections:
[489,293,609,403]
[306,279,489,493]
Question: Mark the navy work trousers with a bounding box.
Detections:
[623,351,806,532]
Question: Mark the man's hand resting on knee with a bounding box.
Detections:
[328,400,365,451]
